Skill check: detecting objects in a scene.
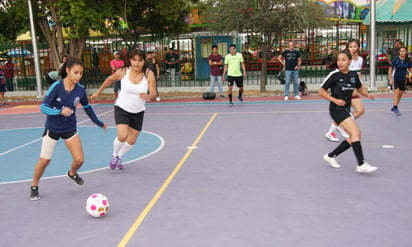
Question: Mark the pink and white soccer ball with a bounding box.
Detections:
[85,193,110,217]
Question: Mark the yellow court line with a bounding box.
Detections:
[118,112,218,247]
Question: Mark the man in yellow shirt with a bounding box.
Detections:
[222,44,247,107]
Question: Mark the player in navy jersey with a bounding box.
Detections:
[91,49,157,170]
[30,57,107,201]
[388,46,411,115]
[319,50,378,173]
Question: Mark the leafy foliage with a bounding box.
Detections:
[203,0,329,91]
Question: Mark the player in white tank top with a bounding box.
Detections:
[91,49,157,169]
[115,68,148,113]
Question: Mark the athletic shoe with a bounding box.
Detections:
[67,171,84,187]
[228,102,233,107]
[156,97,161,101]
[337,126,350,138]
[284,96,288,101]
[325,132,340,142]
[294,95,301,100]
[116,157,123,170]
[323,154,341,168]
[109,155,119,169]
[30,186,40,201]
[219,95,226,98]
[391,107,400,115]
[237,96,244,103]
[356,162,378,173]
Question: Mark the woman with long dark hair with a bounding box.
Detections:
[319,50,377,173]
[30,57,107,200]
[91,49,157,170]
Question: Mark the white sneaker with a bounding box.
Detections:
[294,95,301,100]
[325,132,340,142]
[356,162,378,173]
[284,96,289,101]
[323,154,341,168]
[337,125,350,138]
[156,97,161,101]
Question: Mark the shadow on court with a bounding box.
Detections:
[1,95,412,247]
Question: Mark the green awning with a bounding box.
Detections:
[363,0,412,24]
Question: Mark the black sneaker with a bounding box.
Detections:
[30,186,40,201]
[67,171,85,187]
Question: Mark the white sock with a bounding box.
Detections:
[119,142,133,158]
[327,123,337,133]
[113,138,125,157]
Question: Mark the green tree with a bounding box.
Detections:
[0,0,190,69]
[204,0,330,92]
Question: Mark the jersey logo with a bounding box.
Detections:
[73,96,80,107]
[56,97,61,102]
[350,77,356,84]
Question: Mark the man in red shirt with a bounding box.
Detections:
[4,56,14,92]
[208,45,225,98]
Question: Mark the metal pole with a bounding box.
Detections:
[28,0,43,98]
[369,0,376,90]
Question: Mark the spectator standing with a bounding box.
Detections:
[0,65,7,105]
[164,48,180,75]
[209,45,225,98]
[4,56,14,92]
[59,55,68,69]
[278,42,302,100]
[388,46,411,115]
[46,69,61,86]
[386,40,401,90]
[387,40,401,65]
[222,44,246,107]
[146,51,160,101]
[110,51,124,100]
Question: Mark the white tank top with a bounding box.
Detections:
[349,56,363,72]
[115,68,148,113]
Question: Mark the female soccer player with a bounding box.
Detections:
[91,49,157,170]
[388,46,411,115]
[325,39,365,142]
[30,57,107,200]
[319,50,378,173]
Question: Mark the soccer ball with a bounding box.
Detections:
[85,193,110,217]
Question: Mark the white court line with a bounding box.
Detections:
[0,109,113,157]
[0,129,165,185]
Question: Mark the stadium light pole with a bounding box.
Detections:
[28,0,43,98]
[369,0,376,91]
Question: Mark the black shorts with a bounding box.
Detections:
[0,84,6,92]
[394,80,406,91]
[227,76,243,87]
[113,80,121,93]
[114,105,144,131]
[330,108,353,125]
[42,129,77,140]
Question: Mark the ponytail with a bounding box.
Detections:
[58,57,83,78]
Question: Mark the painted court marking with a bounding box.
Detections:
[117,112,218,247]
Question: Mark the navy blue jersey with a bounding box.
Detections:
[40,80,104,133]
[391,57,411,81]
[281,50,300,71]
[321,69,362,110]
